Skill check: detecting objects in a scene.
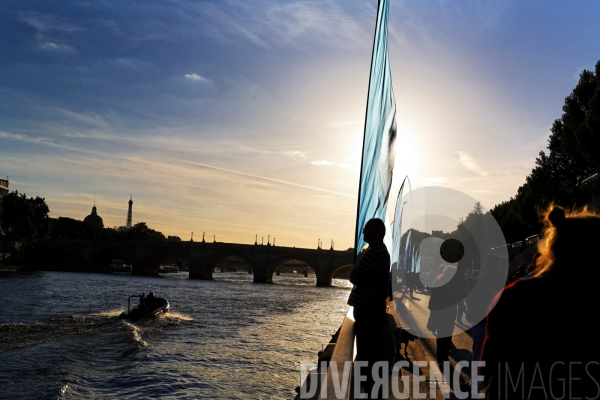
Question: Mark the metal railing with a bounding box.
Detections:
[324,307,356,399]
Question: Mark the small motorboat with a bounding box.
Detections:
[119,292,169,322]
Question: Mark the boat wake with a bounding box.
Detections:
[163,311,193,322]
[0,307,192,353]
[122,321,148,347]
[118,311,191,347]
[0,313,119,352]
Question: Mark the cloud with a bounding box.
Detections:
[109,57,153,71]
[189,0,370,49]
[17,11,81,52]
[310,160,352,168]
[0,130,53,144]
[311,160,335,166]
[17,11,81,33]
[0,129,111,156]
[456,151,488,176]
[184,73,211,83]
[40,42,74,52]
[283,150,307,158]
[179,159,353,197]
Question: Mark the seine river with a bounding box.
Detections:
[0,271,351,399]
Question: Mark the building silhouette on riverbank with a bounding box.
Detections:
[0,178,8,197]
[84,205,104,229]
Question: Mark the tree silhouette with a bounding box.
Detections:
[0,191,49,258]
[492,60,600,242]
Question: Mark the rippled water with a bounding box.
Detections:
[0,271,351,399]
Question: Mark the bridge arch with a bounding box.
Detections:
[132,247,196,276]
[263,256,316,284]
[198,251,257,280]
[330,264,353,284]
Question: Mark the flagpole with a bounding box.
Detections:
[353,0,382,266]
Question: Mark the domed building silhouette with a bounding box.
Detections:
[84,205,104,229]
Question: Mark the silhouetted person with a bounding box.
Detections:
[348,218,390,399]
[139,293,147,312]
[147,292,156,309]
[408,271,416,298]
[467,253,504,365]
[427,265,461,365]
[482,206,600,398]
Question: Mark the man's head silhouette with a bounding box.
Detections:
[363,218,385,246]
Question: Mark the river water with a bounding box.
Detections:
[0,271,352,399]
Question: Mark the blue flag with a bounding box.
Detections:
[403,229,412,272]
[391,177,408,270]
[412,243,420,273]
[355,0,397,256]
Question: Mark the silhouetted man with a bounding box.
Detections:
[348,218,390,399]
[467,253,503,365]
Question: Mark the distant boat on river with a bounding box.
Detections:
[159,264,179,273]
[109,259,132,273]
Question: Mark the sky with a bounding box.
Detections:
[1,0,599,250]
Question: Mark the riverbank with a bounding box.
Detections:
[0,264,26,274]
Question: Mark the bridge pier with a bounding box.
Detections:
[253,267,272,284]
[316,274,332,287]
[130,249,162,276]
[80,247,109,272]
[189,262,212,280]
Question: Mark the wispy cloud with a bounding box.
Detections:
[0,130,54,144]
[40,42,74,52]
[0,129,117,157]
[17,11,81,33]
[16,11,81,51]
[179,160,353,197]
[310,160,351,168]
[189,1,370,49]
[184,73,211,83]
[283,150,307,158]
[456,151,488,176]
[311,160,335,166]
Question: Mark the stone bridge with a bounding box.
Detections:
[34,240,355,286]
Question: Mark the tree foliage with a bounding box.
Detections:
[0,191,50,245]
[49,217,100,240]
[113,222,165,242]
[491,60,600,242]
[49,218,165,242]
